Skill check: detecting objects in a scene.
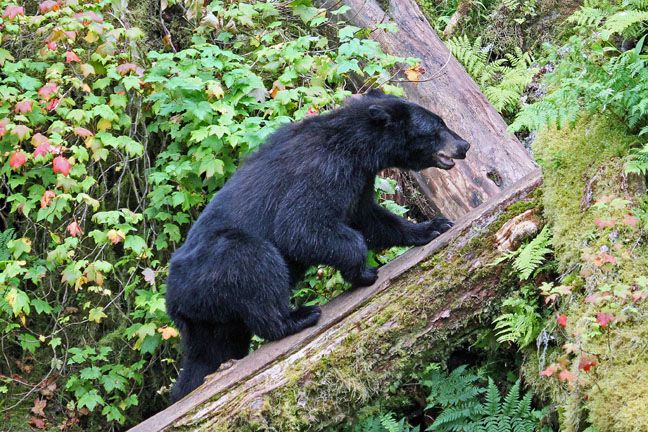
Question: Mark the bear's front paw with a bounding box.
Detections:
[410,218,454,246]
[353,266,379,287]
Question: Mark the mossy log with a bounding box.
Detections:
[316,0,537,219]
[130,170,542,432]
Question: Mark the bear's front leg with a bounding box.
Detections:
[276,221,378,288]
[355,203,454,249]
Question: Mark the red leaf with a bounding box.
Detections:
[594,218,615,229]
[596,312,614,328]
[14,100,33,114]
[40,190,56,208]
[556,314,568,328]
[52,156,71,176]
[12,124,31,140]
[578,355,598,373]
[593,252,616,267]
[2,5,25,19]
[116,62,143,76]
[74,11,103,24]
[46,98,60,111]
[66,221,82,237]
[38,0,59,13]
[622,215,639,228]
[46,41,57,51]
[34,143,52,158]
[31,398,47,416]
[73,127,93,138]
[540,364,558,377]
[558,369,575,383]
[29,417,47,430]
[9,151,27,169]
[0,118,8,136]
[65,51,80,63]
[38,82,58,100]
[306,107,319,115]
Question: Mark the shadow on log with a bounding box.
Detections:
[130,169,542,432]
[317,0,537,219]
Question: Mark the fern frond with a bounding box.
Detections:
[501,380,522,416]
[513,226,552,280]
[603,10,648,36]
[0,228,17,262]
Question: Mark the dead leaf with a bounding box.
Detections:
[31,398,47,416]
[29,417,47,429]
[158,326,179,340]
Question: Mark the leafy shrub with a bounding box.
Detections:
[0,0,411,427]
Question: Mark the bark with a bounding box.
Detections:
[129,170,542,432]
[442,0,473,38]
[319,0,537,220]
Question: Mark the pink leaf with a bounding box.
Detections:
[14,100,33,114]
[596,312,614,328]
[9,151,27,169]
[38,82,58,100]
[52,156,71,176]
[3,5,25,19]
[556,314,568,328]
[66,221,82,237]
[65,51,80,63]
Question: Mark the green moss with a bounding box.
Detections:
[527,116,648,432]
[534,117,639,269]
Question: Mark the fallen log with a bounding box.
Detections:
[318,0,537,219]
[130,169,542,432]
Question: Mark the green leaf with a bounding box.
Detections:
[88,307,108,323]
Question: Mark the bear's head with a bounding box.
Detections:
[357,90,470,171]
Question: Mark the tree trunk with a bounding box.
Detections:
[129,170,542,432]
[320,0,537,220]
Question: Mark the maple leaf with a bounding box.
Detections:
[38,0,59,13]
[556,313,568,328]
[0,118,8,136]
[578,355,598,372]
[107,229,125,245]
[79,63,95,77]
[74,127,93,137]
[142,268,156,285]
[31,398,47,416]
[306,107,319,116]
[405,65,426,82]
[596,312,614,328]
[29,417,47,430]
[594,218,615,229]
[9,151,27,169]
[66,221,82,237]
[558,369,575,383]
[34,143,52,158]
[116,62,143,76]
[40,190,56,208]
[38,82,58,100]
[31,133,49,146]
[46,98,60,111]
[593,252,616,267]
[74,11,103,24]
[540,364,558,377]
[12,124,31,141]
[622,215,639,228]
[65,51,80,63]
[14,100,33,114]
[52,156,71,176]
[46,41,57,51]
[158,326,179,340]
[3,5,25,19]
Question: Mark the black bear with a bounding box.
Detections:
[165,90,469,402]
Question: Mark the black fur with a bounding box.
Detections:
[166,91,469,402]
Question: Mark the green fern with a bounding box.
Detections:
[0,228,16,262]
[354,412,421,432]
[511,0,648,133]
[513,226,552,281]
[424,368,548,432]
[446,36,537,114]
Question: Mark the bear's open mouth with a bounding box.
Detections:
[436,153,456,169]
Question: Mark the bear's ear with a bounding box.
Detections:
[366,89,387,98]
[368,104,392,125]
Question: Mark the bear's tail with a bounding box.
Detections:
[170,318,251,403]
